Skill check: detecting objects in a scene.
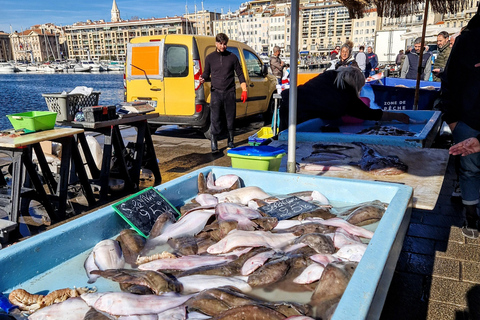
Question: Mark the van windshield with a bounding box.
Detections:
[165,45,188,77]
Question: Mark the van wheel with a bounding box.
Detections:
[200,124,212,140]
[148,124,160,134]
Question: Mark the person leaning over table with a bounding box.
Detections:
[438,5,480,239]
[200,33,247,153]
[278,67,409,132]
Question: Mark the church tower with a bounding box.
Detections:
[111,0,120,22]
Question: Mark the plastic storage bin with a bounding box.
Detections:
[248,126,274,146]
[6,111,57,133]
[227,146,286,171]
[42,92,101,122]
[361,77,440,110]
[83,106,117,122]
[0,166,413,320]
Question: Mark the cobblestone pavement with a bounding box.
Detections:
[381,156,480,320]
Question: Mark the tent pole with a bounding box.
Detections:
[413,0,430,110]
[287,0,299,173]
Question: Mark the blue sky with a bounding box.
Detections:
[0,0,242,33]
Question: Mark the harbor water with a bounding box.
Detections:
[0,72,124,130]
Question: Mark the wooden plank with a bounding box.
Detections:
[271,141,449,210]
[0,128,84,148]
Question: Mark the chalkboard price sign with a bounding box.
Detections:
[258,196,319,220]
[113,187,180,238]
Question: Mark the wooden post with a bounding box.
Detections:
[414,0,430,110]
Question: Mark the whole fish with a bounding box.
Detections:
[215,203,263,231]
[138,254,237,272]
[311,261,358,319]
[309,253,341,267]
[305,217,374,239]
[207,230,297,254]
[212,305,286,320]
[90,269,182,295]
[214,186,271,205]
[351,142,408,175]
[81,292,194,316]
[147,209,215,246]
[295,233,335,254]
[247,256,290,287]
[333,227,363,249]
[168,236,198,256]
[312,143,354,152]
[293,263,325,284]
[301,152,350,162]
[148,211,177,239]
[176,275,252,294]
[196,193,219,206]
[334,244,367,262]
[345,203,386,226]
[28,298,90,320]
[241,250,276,276]
[116,229,146,266]
[198,172,241,195]
[84,239,125,284]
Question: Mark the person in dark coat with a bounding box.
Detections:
[278,67,409,131]
[439,6,480,238]
[365,46,378,77]
[200,33,247,153]
[400,37,432,81]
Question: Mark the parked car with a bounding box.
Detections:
[125,35,277,138]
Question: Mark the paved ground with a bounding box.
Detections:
[3,118,478,319]
[380,156,480,320]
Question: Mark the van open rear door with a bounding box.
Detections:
[126,41,165,114]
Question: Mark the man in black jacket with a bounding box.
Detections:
[440,6,480,238]
[200,33,247,153]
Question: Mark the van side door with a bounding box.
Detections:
[163,43,193,116]
[242,49,270,115]
[126,41,165,114]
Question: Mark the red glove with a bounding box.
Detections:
[241,91,247,103]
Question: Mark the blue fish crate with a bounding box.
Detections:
[278,110,442,148]
[0,166,412,320]
[361,77,441,111]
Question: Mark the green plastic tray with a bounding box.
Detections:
[7,111,57,133]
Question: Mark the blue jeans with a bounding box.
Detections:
[452,122,480,205]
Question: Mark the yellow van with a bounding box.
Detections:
[125,35,278,138]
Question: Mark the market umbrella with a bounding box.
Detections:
[337,0,469,109]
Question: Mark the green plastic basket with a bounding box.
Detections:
[227,153,285,171]
[7,111,57,133]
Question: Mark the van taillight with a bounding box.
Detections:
[193,59,202,90]
[195,104,202,113]
[123,72,126,89]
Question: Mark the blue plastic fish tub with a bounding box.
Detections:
[0,166,412,320]
[361,77,441,111]
[278,110,442,148]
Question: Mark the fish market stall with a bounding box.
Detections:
[278,110,442,148]
[360,77,441,111]
[0,166,412,320]
[270,141,449,210]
